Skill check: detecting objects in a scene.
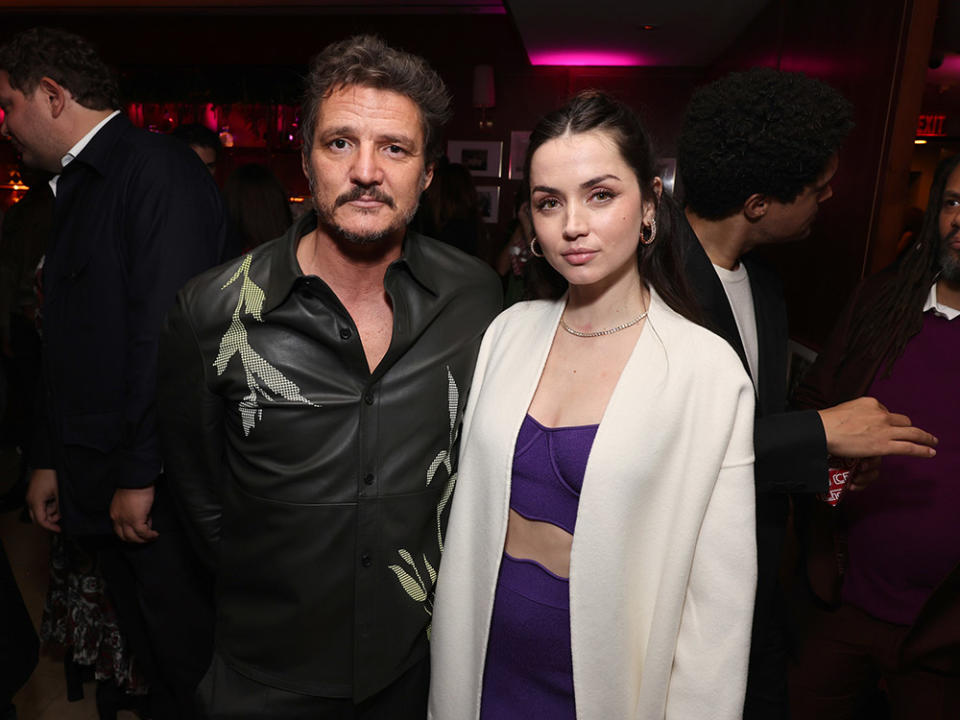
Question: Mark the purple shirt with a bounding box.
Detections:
[841,311,960,624]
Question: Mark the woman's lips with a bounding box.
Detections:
[561,249,597,264]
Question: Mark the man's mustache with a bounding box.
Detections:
[336,185,395,209]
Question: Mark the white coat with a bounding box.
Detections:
[429,289,757,720]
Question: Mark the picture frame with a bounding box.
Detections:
[447,140,503,178]
[475,185,501,224]
[508,131,531,180]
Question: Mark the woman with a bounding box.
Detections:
[429,91,757,720]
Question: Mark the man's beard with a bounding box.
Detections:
[308,165,424,246]
[940,228,960,284]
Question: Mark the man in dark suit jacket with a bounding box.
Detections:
[676,67,939,719]
[1,28,224,718]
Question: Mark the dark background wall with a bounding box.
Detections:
[0,1,941,349]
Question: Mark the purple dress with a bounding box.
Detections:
[480,414,598,719]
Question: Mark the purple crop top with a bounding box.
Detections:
[479,414,599,719]
[510,414,599,534]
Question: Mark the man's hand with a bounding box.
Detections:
[26,468,61,532]
[818,397,937,459]
[110,486,159,543]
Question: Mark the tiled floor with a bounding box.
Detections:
[2,462,138,720]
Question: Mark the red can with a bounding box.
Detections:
[818,467,851,506]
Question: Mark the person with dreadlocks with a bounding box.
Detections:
[788,154,960,718]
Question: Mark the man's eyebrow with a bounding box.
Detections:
[379,133,416,147]
[320,125,356,138]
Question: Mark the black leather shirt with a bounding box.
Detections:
[158,212,501,700]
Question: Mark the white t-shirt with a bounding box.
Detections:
[713,262,759,391]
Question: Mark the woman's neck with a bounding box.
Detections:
[563,269,648,331]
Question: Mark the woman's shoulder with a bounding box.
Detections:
[486,298,561,337]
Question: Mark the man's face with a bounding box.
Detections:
[761,153,838,243]
[302,85,433,246]
[938,162,960,283]
[0,70,60,173]
[191,144,217,175]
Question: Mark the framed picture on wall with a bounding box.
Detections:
[447,140,503,178]
[476,185,501,223]
[508,131,531,180]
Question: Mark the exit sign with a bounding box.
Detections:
[917,114,947,137]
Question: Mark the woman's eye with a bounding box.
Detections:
[536,198,559,211]
[592,189,615,202]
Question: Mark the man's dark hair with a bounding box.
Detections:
[170,123,222,157]
[0,27,119,111]
[842,153,960,375]
[300,35,451,165]
[523,90,702,325]
[678,67,853,219]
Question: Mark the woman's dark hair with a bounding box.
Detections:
[223,164,293,252]
[843,152,960,375]
[523,90,702,324]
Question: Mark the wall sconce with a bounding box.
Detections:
[473,64,495,129]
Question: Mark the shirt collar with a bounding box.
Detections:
[923,281,960,320]
[263,211,439,314]
[48,110,122,196]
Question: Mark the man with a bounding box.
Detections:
[789,153,960,718]
[158,35,501,718]
[171,122,221,176]
[1,27,224,718]
[676,67,938,719]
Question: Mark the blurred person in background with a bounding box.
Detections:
[171,122,221,177]
[222,162,293,258]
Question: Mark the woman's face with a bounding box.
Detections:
[529,130,657,292]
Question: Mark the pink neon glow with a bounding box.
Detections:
[928,54,960,82]
[528,50,648,67]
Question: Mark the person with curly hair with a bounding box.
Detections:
[676,67,938,719]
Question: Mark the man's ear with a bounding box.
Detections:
[743,193,768,221]
[300,152,314,193]
[37,77,67,119]
[422,162,435,192]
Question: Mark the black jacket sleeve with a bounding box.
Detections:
[158,292,225,570]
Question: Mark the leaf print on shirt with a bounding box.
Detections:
[389,368,460,628]
[213,255,318,436]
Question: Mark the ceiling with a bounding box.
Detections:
[0,0,772,67]
[509,0,770,66]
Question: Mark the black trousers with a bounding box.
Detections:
[0,539,38,706]
[196,653,430,720]
[85,486,214,720]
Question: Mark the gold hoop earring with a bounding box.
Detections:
[529,235,544,258]
[641,217,657,246]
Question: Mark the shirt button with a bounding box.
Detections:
[361,553,373,568]
[364,390,375,405]
[339,327,352,340]
[364,473,374,486]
